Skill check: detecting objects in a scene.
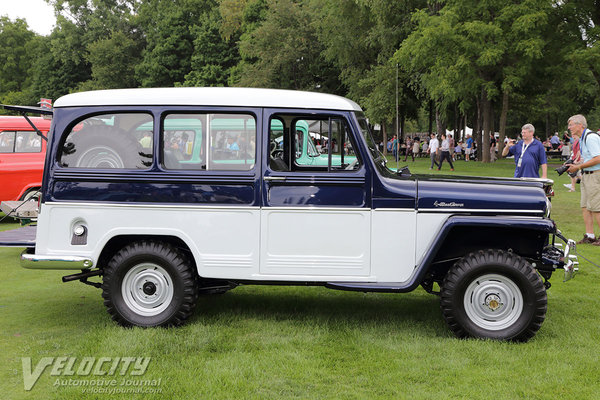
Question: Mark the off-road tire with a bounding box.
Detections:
[102,240,199,327]
[440,249,547,341]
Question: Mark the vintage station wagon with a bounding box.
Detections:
[0,88,577,341]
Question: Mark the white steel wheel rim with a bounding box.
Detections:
[463,273,524,331]
[77,146,124,168]
[122,263,174,317]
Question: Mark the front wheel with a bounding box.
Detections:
[440,249,547,341]
[102,241,199,327]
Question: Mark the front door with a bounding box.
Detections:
[260,110,371,279]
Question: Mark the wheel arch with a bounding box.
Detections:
[97,234,197,274]
[414,215,554,288]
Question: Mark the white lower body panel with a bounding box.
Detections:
[35,203,450,284]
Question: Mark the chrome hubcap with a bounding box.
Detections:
[122,263,173,316]
[463,273,523,331]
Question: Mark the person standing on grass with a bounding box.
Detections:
[465,134,473,161]
[438,133,455,171]
[404,136,415,162]
[392,135,398,160]
[502,124,547,179]
[428,133,440,170]
[550,132,561,150]
[563,136,581,192]
[412,137,420,158]
[566,114,600,245]
[490,133,497,162]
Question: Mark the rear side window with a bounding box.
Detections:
[162,113,256,171]
[0,131,42,153]
[59,113,153,169]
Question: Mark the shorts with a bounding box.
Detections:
[465,148,472,155]
[580,171,600,211]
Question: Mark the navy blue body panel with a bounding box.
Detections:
[416,178,547,213]
[261,109,373,208]
[43,106,263,206]
[371,174,416,209]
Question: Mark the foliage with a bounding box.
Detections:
[1,0,600,153]
[233,0,342,92]
[183,7,240,87]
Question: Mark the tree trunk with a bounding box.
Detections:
[498,90,509,156]
[453,103,459,139]
[481,90,492,163]
[428,100,433,135]
[435,102,445,137]
[400,112,406,142]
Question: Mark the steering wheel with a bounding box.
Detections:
[271,149,284,160]
[344,159,359,170]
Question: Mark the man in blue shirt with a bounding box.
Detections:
[566,114,600,245]
[550,133,561,150]
[465,134,473,161]
[502,124,547,179]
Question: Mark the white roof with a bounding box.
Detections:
[54,87,362,111]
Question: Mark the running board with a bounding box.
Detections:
[325,282,412,293]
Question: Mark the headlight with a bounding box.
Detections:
[545,197,552,218]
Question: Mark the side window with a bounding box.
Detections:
[15,131,42,153]
[269,115,360,172]
[162,113,256,171]
[0,131,15,153]
[59,113,153,169]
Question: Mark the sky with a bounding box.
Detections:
[1,0,57,36]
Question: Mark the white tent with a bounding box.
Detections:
[446,126,473,139]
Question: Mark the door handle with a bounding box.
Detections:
[264,176,286,182]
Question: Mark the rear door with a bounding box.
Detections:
[260,110,372,279]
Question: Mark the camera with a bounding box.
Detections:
[555,159,577,177]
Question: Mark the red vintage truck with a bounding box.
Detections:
[0,116,51,202]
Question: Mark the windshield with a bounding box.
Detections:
[354,112,388,170]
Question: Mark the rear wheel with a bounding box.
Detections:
[440,249,547,341]
[102,241,199,327]
[19,188,40,201]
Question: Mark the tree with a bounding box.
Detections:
[397,0,556,162]
[183,8,240,87]
[233,0,342,92]
[0,17,37,103]
[316,0,425,140]
[136,0,214,87]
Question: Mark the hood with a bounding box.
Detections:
[415,174,549,215]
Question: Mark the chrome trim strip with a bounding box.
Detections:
[418,208,543,214]
[42,202,370,212]
[20,249,93,270]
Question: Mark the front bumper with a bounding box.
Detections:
[20,248,93,270]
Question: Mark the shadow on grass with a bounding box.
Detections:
[192,286,446,333]
[12,282,449,338]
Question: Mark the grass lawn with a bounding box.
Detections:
[1,157,599,399]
